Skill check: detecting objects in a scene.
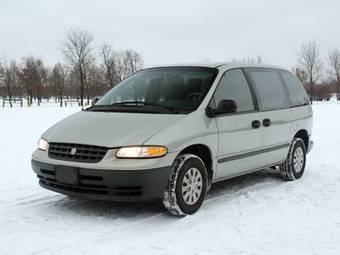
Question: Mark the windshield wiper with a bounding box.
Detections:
[111,101,181,113]
[87,101,183,114]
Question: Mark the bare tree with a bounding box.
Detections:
[125,49,143,74]
[115,49,143,82]
[0,60,7,105]
[298,40,322,102]
[86,64,107,98]
[50,63,66,106]
[1,58,20,107]
[101,44,118,88]
[328,47,340,100]
[19,61,33,106]
[2,59,13,107]
[292,66,310,93]
[34,58,47,106]
[231,55,264,64]
[19,57,47,106]
[293,67,308,84]
[115,50,129,82]
[62,28,95,106]
[65,67,82,100]
[0,61,4,91]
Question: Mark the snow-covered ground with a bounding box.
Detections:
[1,102,340,255]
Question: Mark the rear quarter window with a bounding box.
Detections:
[248,68,289,110]
[280,71,310,107]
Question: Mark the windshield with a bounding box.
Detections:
[93,67,218,114]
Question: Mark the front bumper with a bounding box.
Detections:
[31,159,171,201]
[307,139,314,153]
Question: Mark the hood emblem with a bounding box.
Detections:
[70,147,77,155]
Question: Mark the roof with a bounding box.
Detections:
[146,62,287,71]
[147,62,224,68]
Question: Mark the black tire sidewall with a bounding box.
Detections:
[290,139,306,179]
[175,157,207,215]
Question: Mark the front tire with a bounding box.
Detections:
[162,154,208,216]
[279,137,306,181]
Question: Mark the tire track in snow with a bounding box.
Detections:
[3,191,63,211]
[205,171,283,205]
[3,202,167,255]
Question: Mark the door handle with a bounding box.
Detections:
[251,120,261,129]
[263,118,271,127]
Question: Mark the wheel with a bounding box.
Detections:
[162,154,208,216]
[279,137,306,181]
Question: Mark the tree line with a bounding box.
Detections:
[295,40,340,102]
[233,41,340,102]
[0,31,339,107]
[0,28,143,107]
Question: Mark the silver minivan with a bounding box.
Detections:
[31,63,313,216]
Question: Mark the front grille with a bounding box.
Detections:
[48,143,108,163]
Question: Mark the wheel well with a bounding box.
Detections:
[294,129,309,150]
[180,144,213,184]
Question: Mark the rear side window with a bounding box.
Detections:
[280,71,310,106]
[213,69,254,113]
[249,69,288,110]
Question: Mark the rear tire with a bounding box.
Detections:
[279,137,306,181]
[162,154,208,216]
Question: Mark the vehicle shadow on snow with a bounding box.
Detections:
[46,168,284,219]
[206,168,284,203]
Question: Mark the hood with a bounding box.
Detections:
[42,111,185,147]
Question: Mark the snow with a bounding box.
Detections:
[1,102,340,255]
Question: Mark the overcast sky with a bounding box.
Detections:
[1,0,340,69]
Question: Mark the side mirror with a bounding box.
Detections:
[91,97,100,106]
[206,99,237,117]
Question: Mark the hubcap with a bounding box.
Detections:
[293,147,304,173]
[181,167,203,205]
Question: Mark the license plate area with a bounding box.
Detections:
[55,166,78,185]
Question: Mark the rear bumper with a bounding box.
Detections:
[31,159,171,201]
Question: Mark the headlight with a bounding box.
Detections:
[38,138,48,151]
[116,146,167,158]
